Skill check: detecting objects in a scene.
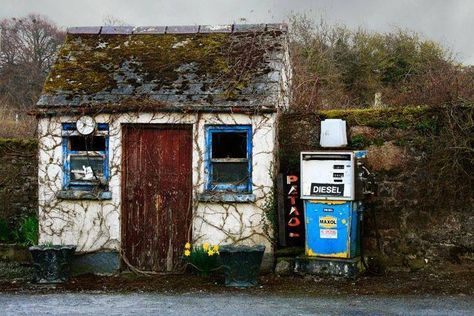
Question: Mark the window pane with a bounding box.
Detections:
[212,162,248,184]
[69,136,106,151]
[212,132,247,158]
[70,155,104,182]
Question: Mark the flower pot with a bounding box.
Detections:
[29,245,76,283]
[219,244,265,288]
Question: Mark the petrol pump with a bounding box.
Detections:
[299,119,374,262]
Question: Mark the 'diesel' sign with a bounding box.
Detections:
[310,183,344,196]
[300,151,355,201]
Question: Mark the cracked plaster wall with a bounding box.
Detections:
[38,111,277,256]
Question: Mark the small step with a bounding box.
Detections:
[294,256,364,278]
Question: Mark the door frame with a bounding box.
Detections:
[120,123,194,271]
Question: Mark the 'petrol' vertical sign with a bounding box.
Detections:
[284,175,305,246]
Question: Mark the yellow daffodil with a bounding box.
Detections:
[184,242,191,249]
[202,242,209,251]
[207,249,215,256]
[184,249,191,257]
[212,245,219,252]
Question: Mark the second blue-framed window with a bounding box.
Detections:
[205,125,252,193]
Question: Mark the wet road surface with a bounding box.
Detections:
[1,292,473,315]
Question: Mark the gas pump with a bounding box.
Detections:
[293,119,376,277]
[299,122,375,261]
[300,151,361,258]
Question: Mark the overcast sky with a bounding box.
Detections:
[2,0,474,64]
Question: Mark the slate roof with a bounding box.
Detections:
[37,24,289,113]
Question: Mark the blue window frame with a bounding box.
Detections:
[62,123,109,190]
[205,125,252,193]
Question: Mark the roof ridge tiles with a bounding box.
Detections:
[67,23,287,35]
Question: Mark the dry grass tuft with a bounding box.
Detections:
[0,107,36,138]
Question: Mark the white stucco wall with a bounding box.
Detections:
[37,111,277,257]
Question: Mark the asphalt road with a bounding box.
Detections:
[1,292,473,315]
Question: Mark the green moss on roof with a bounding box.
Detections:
[44,32,280,96]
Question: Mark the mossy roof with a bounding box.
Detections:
[37,24,288,111]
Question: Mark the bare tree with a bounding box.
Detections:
[0,14,65,109]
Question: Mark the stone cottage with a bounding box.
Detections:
[35,24,290,273]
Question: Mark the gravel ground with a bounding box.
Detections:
[2,268,474,296]
[0,261,33,280]
[1,261,473,315]
[1,292,473,316]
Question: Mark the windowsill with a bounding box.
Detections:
[198,192,256,203]
[57,190,112,200]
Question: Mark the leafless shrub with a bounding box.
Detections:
[0,99,35,138]
[288,14,473,111]
[412,105,474,210]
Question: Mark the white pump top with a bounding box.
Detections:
[320,119,348,148]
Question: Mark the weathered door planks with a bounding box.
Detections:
[121,124,192,272]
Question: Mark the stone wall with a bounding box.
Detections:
[0,139,37,233]
[279,106,474,271]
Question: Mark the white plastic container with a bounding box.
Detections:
[320,119,348,147]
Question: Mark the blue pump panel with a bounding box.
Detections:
[304,200,360,258]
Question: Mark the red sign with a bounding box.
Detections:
[285,175,305,246]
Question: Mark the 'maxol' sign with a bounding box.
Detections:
[319,215,337,228]
[310,183,344,196]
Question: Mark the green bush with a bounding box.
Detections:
[13,216,38,246]
[349,134,368,148]
[415,117,439,134]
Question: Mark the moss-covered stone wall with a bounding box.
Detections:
[279,106,474,271]
[0,139,38,238]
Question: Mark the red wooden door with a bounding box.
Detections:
[121,124,192,272]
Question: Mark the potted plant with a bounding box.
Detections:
[183,242,221,277]
[29,243,76,283]
[219,244,265,288]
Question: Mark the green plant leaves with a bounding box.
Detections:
[0,216,38,246]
